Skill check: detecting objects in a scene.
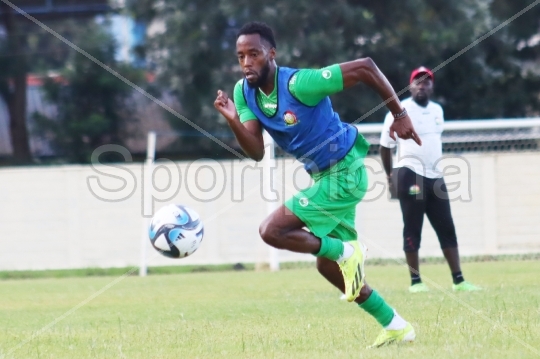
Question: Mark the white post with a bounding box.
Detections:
[263,131,280,271]
[140,131,156,277]
[481,155,498,255]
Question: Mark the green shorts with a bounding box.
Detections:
[285,134,370,242]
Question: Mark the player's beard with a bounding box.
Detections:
[412,90,430,106]
[246,61,270,89]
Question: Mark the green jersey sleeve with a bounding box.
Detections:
[233,80,258,123]
[289,64,343,106]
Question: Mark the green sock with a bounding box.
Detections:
[359,290,394,327]
[314,236,344,261]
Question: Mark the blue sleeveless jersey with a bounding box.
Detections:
[242,67,357,173]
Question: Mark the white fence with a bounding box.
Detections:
[0,149,539,271]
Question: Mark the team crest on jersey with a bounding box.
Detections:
[283,111,298,126]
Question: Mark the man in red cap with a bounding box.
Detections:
[409,66,434,85]
[379,67,481,293]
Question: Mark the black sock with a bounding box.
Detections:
[411,274,422,286]
[452,271,464,285]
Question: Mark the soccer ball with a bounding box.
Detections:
[148,204,204,258]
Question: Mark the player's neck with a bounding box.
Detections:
[259,66,277,96]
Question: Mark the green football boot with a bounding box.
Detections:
[409,282,429,293]
[453,281,481,292]
[338,241,366,302]
[368,322,416,348]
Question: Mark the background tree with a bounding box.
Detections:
[34,22,144,163]
[352,0,540,119]
[489,0,540,116]
[0,2,112,164]
[0,3,32,163]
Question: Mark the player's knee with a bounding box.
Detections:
[258,221,271,242]
[403,236,420,252]
[259,221,281,248]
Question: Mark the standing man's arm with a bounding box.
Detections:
[380,111,397,192]
[380,146,393,179]
[214,85,265,162]
[340,58,422,145]
[380,145,395,196]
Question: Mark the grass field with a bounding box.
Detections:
[1,260,540,359]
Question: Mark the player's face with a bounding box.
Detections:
[410,76,434,103]
[236,34,275,88]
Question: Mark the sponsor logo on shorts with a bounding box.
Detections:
[409,185,421,195]
[299,197,309,207]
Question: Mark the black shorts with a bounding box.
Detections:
[395,167,458,252]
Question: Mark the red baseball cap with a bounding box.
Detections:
[410,66,434,84]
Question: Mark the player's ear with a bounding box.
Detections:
[269,47,276,61]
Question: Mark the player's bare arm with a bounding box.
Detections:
[340,58,422,146]
[213,90,265,161]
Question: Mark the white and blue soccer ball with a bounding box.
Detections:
[148,204,204,258]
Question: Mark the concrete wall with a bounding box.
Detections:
[0,151,539,271]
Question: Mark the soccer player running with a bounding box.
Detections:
[380,67,481,293]
[214,22,421,348]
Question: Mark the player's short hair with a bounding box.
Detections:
[237,22,276,49]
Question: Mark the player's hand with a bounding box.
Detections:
[389,114,422,146]
[214,90,238,122]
